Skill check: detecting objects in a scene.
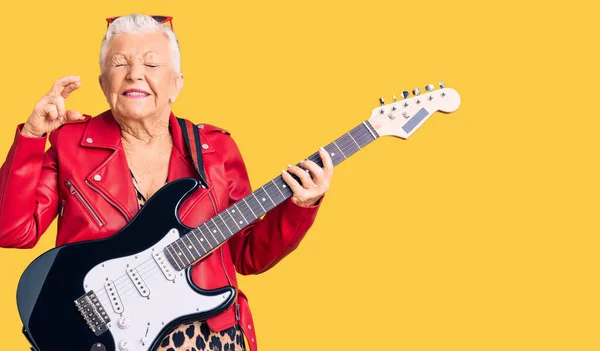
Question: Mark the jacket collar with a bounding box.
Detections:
[80,109,190,157]
[77,109,197,221]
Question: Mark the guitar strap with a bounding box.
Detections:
[176,117,209,188]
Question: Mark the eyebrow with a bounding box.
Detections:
[108,53,126,61]
[108,52,161,60]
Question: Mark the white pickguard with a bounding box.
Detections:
[83,229,233,351]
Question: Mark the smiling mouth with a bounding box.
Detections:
[122,90,151,98]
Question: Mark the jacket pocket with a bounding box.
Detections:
[65,179,105,227]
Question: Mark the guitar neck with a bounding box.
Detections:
[165,120,380,270]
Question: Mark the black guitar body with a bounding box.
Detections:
[17,178,236,351]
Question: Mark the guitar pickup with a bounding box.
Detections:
[126,267,150,297]
[104,280,124,314]
[74,291,110,336]
[153,250,176,281]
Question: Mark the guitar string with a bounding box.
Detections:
[96,258,166,306]
[92,124,378,308]
[95,134,375,306]
[96,262,174,307]
[89,110,434,319]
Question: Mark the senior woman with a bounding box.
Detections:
[0,14,333,351]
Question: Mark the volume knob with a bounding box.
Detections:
[118,339,130,351]
[117,316,131,330]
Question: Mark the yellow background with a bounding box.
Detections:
[0,0,598,350]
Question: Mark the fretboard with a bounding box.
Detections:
[165,120,380,270]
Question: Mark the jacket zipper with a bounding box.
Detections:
[65,180,104,227]
[59,199,65,216]
[207,190,240,320]
[86,180,131,221]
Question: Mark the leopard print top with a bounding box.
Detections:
[131,171,246,351]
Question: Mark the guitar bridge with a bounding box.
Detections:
[75,290,110,336]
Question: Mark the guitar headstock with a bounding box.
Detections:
[368,82,460,139]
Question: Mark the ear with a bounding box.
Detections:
[169,73,184,104]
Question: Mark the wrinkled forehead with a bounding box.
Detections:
[105,31,171,60]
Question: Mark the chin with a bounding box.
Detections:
[116,104,155,120]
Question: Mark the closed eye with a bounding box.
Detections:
[145,64,158,68]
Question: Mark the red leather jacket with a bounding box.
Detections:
[0,110,322,351]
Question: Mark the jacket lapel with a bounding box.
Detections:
[79,110,199,222]
[80,110,138,221]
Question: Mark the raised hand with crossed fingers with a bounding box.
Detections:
[21,75,82,137]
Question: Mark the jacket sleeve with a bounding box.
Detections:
[0,125,59,248]
[222,134,324,275]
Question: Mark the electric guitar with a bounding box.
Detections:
[17,83,460,351]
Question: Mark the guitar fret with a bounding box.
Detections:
[322,145,343,166]
[214,216,231,239]
[213,216,227,242]
[194,228,210,252]
[252,193,266,211]
[199,226,217,249]
[242,198,258,220]
[332,140,347,159]
[165,245,184,270]
[272,179,285,197]
[263,186,276,205]
[257,187,277,212]
[173,240,192,266]
[203,223,220,247]
[351,125,373,147]
[198,230,214,253]
[233,203,248,225]
[226,209,242,230]
[263,181,282,204]
[220,214,235,235]
[347,132,361,149]
[180,239,195,264]
[339,134,360,156]
[183,234,201,259]
[209,219,226,242]
[276,177,293,197]
[184,234,199,256]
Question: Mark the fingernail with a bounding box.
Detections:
[287,164,292,168]
[282,170,287,174]
[299,160,304,164]
[74,76,81,80]
[320,146,325,151]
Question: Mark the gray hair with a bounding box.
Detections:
[99,14,181,74]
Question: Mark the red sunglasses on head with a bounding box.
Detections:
[106,16,174,30]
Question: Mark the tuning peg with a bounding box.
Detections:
[439,81,445,89]
[401,91,410,106]
[412,88,420,96]
[392,95,397,102]
[378,98,386,113]
[425,84,434,92]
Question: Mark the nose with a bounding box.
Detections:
[126,63,144,81]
